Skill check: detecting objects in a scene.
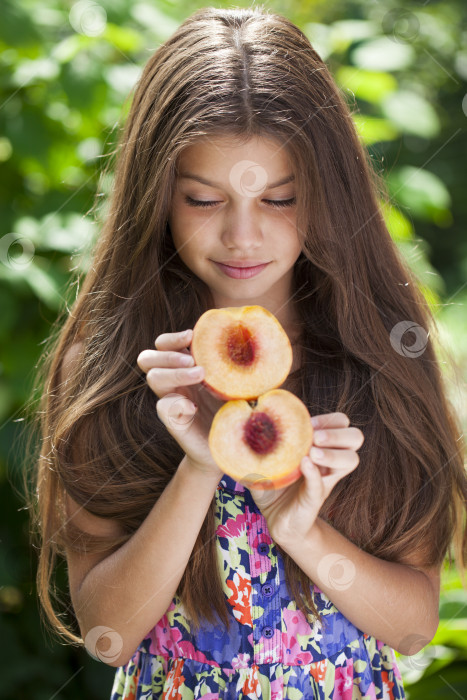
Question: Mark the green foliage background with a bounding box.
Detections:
[0,0,466,697]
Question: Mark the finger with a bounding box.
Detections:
[156,393,198,435]
[311,412,350,429]
[310,446,360,472]
[154,329,193,351]
[146,365,204,398]
[313,427,364,450]
[137,349,195,373]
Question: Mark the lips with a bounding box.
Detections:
[213,261,270,279]
[215,261,269,268]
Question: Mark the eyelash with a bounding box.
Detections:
[184,195,296,209]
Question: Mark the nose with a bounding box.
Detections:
[220,203,264,252]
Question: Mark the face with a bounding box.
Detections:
[167,134,303,332]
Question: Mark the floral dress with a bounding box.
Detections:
[110,473,406,699]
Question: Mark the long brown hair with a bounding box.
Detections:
[26,5,466,646]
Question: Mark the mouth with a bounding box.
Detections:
[212,261,270,279]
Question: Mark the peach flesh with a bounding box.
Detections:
[190,305,293,400]
[208,389,313,490]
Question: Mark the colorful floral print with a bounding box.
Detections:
[111,474,405,699]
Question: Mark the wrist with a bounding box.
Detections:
[274,516,324,553]
[179,454,223,483]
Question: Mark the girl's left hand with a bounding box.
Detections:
[248,412,364,546]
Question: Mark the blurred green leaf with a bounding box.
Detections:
[0,0,40,46]
[336,66,397,103]
[19,258,65,308]
[387,166,451,222]
[303,23,333,60]
[102,23,144,52]
[351,36,415,71]
[12,58,60,86]
[104,63,142,96]
[353,114,399,144]
[380,200,414,241]
[130,2,179,40]
[13,213,96,253]
[382,90,441,139]
[331,19,377,43]
[395,237,445,303]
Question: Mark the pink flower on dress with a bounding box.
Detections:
[270,676,285,700]
[178,640,216,665]
[148,616,179,656]
[282,608,314,664]
[362,682,378,700]
[249,512,273,549]
[216,512,247,538]
[149,624,213,666]
[334,659,354,699]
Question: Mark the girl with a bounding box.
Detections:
[29,6,467,699]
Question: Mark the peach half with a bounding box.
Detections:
[208,389,313,490]
[190,305,293,400]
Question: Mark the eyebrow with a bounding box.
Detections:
[178,172,295,189]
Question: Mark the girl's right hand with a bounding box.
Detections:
[137,329,224,480]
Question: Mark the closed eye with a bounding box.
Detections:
[184,196,296,209]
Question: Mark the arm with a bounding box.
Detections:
[277,516,441,655]
[67,456,220,668]
[60,331,223,668]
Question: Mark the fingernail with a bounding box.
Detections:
[311,447,325,459]
[311,416,320,428]
[314,430,327,444]
[179,355,194,366]
[187,366,203,377]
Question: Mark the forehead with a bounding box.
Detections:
[175,134,293,177]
